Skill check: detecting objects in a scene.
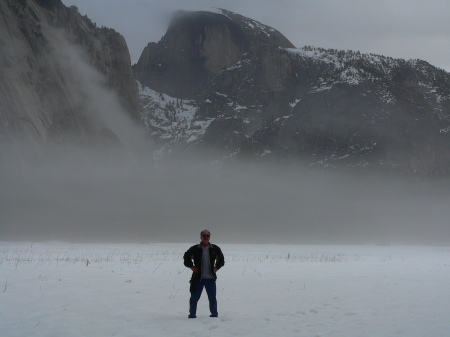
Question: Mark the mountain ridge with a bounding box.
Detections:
[134,8,450,176]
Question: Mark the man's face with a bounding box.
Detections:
[201,232,210,245]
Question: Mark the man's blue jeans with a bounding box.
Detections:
[189,279,218,317]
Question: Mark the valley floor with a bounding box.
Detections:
[0,242,449,337]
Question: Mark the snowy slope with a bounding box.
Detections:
[138,81,214,145]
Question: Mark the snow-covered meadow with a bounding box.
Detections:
[1,242,449,337]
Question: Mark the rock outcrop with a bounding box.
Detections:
[135,9,450,176]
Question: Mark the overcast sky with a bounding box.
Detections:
[62,0,450,71]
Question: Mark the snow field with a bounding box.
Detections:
[0,242,449,337]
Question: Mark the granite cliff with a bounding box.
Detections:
[0,0,140,150]
[133,9,294,99]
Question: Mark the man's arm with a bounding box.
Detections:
[183,246,199,273]
[183,246,195,268]
[214,246,225,270]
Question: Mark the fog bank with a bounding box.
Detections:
[1,146,449,245]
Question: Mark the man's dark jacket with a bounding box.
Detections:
[183,243,225,281]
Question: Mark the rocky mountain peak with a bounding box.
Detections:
[133,9,295,99]
[134,9,450,176]
[210,8,295,49]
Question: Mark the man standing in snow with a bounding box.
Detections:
[183,230,225,318]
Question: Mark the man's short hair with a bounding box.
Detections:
[200,229,211,236]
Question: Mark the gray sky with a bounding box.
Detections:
[62,0,450,71]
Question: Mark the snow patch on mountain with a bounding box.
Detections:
[376,84,397,104]
[309,142,378,169]
[138,81,214,144]
[290,99,301,108]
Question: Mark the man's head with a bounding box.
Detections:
[200,230,211,245]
